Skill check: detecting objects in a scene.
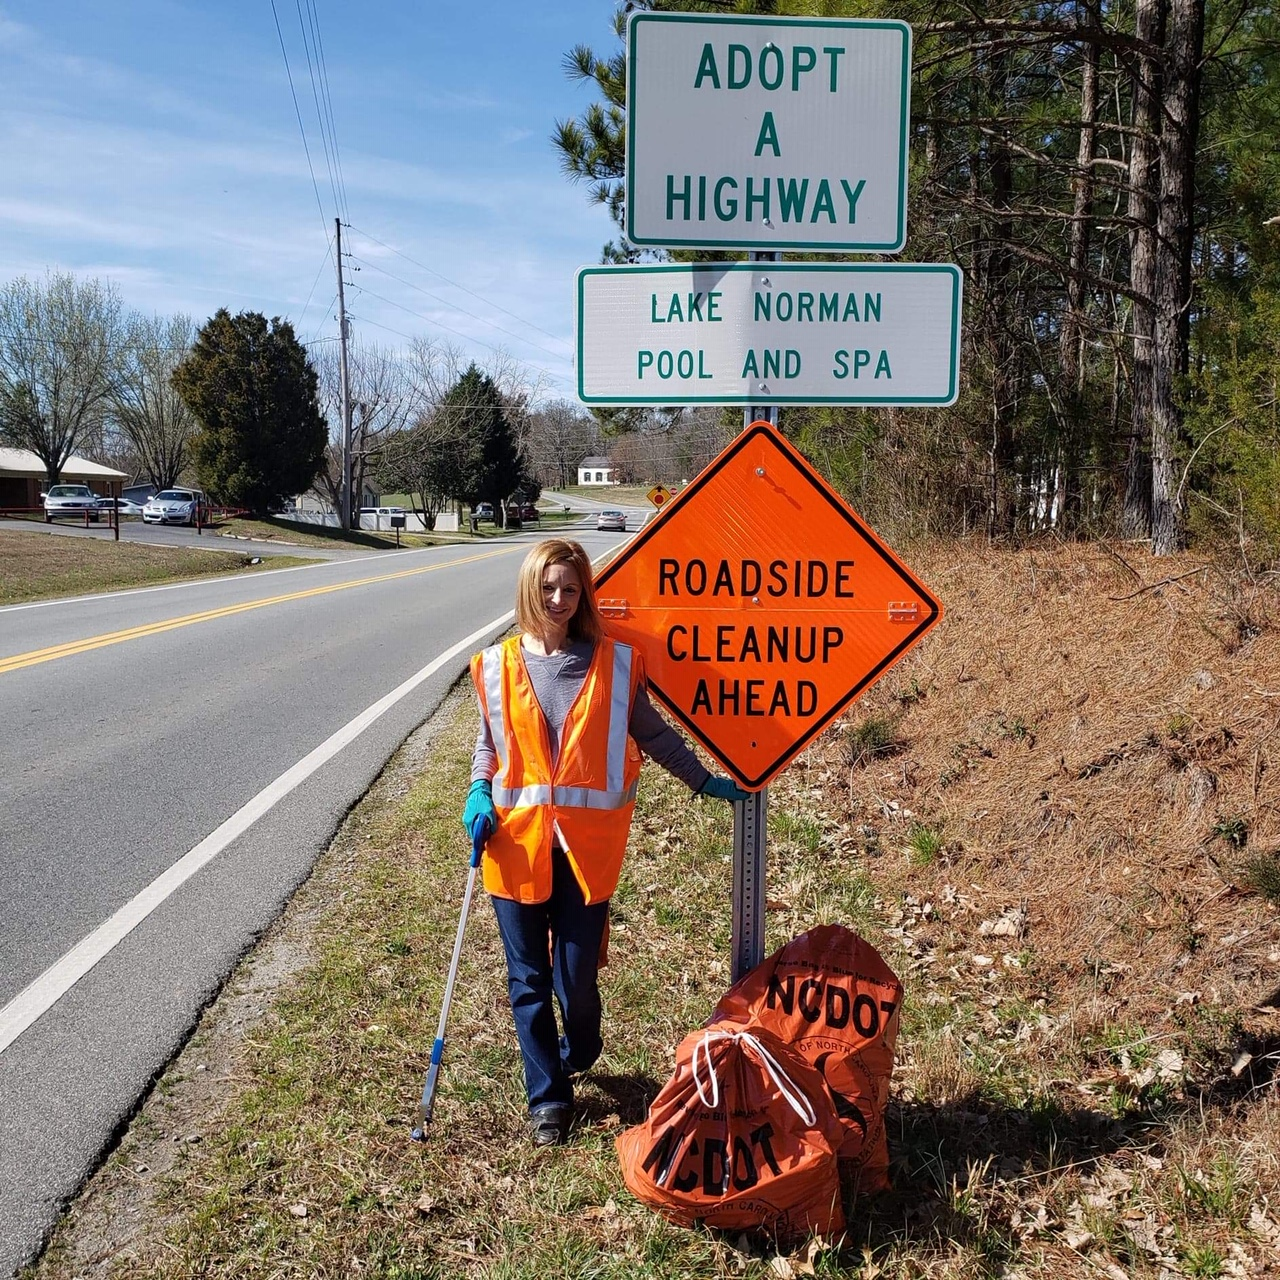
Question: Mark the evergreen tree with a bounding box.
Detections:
[443,363,525,526]
[172,309,326,516]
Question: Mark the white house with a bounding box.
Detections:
[577,456,616,486]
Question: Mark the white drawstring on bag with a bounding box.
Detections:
[690,1029,819,1128]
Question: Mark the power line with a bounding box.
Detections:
[293,0,342,224]
[309,292,339,345]
[349,283,572,377]
[269,0,335,264]
[306,0,348,221]
[347,311,574,394]
[347,223,571,349]
[296,246,334,336]
[349,253,572,363]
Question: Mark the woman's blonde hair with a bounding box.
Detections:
[515,538,605,643]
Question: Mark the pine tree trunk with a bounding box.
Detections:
[1122,0,1165,540]
[986,50,1017,540]
[1060,10,1099,533]
[1151,0,1204,555]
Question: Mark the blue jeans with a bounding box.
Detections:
[490,847,609,1112]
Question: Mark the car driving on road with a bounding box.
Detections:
[142,488,204,526]
[42,485,101,522]
[596,509,627,531]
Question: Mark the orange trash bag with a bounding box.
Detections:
[710,925,902,1192]
[616,1027,845,1238]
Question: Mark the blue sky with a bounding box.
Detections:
[0,1,621,400]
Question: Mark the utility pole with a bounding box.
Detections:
[335,218,353,529]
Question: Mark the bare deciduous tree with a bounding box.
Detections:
[312,339,427,523]
[111,312,196,490]
[0,272,122,484]
[525,400,598,489]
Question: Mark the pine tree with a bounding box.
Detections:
[444,364,526,527]
[172,309,327,516]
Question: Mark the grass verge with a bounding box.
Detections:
[214,516,438,551]
[0,531,314,605]
[551,485,657,507]
[26,541,1280,1279]
[218,513,586,549]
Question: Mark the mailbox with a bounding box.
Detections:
[389,514,406,529]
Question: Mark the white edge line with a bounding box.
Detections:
[0,547,443,615]
[0,607,516,1056]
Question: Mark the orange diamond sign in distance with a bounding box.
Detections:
[646,484,673,509]
[595,422,942,789]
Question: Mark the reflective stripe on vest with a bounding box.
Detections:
[481,644,509,764]
[491,781,640,809]
[606,642,632,794]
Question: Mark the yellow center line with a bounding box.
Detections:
[0,548,520,676]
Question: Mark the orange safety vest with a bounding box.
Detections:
[471,634,644,905]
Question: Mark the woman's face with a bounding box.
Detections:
[541,560,582,630]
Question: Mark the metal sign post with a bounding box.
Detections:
[732,787,768,982]
[733,248,778,980]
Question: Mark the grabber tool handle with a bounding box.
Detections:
[414,819,488,1135]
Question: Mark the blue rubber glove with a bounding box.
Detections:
[698,776,751,802]
[462,779,496,845]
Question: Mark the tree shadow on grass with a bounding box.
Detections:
[832,1092,1135,1264]
[838,1033,1279,1266]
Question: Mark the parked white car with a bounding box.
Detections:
[42,485,101,522]
[142,488,204,526]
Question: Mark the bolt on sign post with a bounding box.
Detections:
[626,13,911,253]
[577,262,962,407]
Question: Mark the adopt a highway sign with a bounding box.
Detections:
[626,13,911,252]
[576,262,962,406]
[594,421,942,789]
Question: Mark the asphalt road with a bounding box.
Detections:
[0,512,646,1275]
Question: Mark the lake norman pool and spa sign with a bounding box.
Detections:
[625,13,911,252]
[576,262,962,406]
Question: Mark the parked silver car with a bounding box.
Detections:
[42,484,101,522]
[142,488,204,526]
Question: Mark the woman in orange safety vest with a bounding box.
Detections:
[464,537,748,1147]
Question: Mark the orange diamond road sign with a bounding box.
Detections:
[647,484,674,509]
[595,421,942,789]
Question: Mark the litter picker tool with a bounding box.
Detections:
[410,816,488,1141]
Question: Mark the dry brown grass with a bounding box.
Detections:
[764,537,1280,1277]
[27,538,1280,1280]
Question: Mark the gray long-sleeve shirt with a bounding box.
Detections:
[471,638,710,793]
